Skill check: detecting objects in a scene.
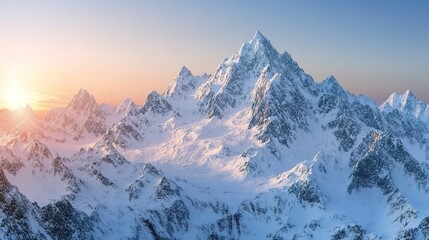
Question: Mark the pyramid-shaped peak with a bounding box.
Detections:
[141,91,172,115]
[382,92,401,109]
[253,31,269,42]
[401,89,421,109]
[248,31,273,48]
[403,89,417,100]
[178,66,192,77]
[388,92,398,99]
[67,88,99,111]
[76,88,92,98]
[237,31,279,61]
[323,75,339,85]
[142,163,161,176]
[70,89,95,103]
[320,75,351,100]
[381,89,426,114]
[147,91,161,100]
[165,66,208,97]
[321,75,341,90]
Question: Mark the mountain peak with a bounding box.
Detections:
[67,89,99,112]
[249,31,273,49]
[381,89,429,121]
[196,31,311,119]
[74,88,92,100]
[74,89,93,102]
[78,88,90,96]
[238,31,277,59]
[400,89,422,112]
[165,66,209,97]
[147,91,161,100]
[252,30,268,42]
[396,89,419,107]
[320,75,349,98]
[141,91,172,116]
[403,89,417,101]
[322,75,338,85]
[178,66,192,77]
[45,88,107,138]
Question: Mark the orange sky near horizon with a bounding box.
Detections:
[0,1,205,111]
[0,57,180,111]
[1,1,428,112]
[0,34,166,110]
[0,67,170,111]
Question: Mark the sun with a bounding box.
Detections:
[4,83,28,110]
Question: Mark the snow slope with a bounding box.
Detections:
[0,32,429,239]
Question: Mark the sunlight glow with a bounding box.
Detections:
[5,83,28,110]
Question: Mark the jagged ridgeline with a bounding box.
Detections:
[1,32,429,239]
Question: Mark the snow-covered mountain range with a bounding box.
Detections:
[1,32,429,239]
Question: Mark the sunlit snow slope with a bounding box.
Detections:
[1,32,429,239]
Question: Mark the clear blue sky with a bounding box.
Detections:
[1,0,428,109]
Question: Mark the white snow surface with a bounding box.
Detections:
[0,31,429,239]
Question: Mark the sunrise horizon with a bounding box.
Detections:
[1,39,428,113]
[1,1,429,112]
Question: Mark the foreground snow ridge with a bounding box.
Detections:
[1,31,429,239]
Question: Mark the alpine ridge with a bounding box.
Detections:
[0,31,429,239]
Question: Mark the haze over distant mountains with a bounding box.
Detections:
[1,32,429,239]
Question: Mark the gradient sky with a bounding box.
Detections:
[0,0,428,110]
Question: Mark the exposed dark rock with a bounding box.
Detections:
[41,199,94,240]
[331,224,366,240]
